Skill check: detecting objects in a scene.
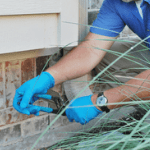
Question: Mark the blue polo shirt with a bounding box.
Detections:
[90,0,150,48]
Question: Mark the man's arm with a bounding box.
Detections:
[46,32,116,84]
[66,65,150,125]
[92,70,150,110]
[13,32,116,116]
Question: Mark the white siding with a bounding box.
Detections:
[0,0,61,15]
[0,14,58,54]
[0,0,79,55]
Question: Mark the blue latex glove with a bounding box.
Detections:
[13,72,55,115]
[66,95,103,125]
[13,102,53,116]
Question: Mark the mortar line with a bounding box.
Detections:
[2,62,6,109]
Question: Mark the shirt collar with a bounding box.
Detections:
[122,0,150,4]
[144,0,150,4]
[122,0,135,2]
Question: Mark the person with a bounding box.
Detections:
[13,0,150,125]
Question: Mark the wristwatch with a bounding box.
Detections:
[96,92,110,113]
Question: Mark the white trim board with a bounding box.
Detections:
[0,0,61,16]
[0,0,79,54]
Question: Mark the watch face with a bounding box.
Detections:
[97,96,107,106]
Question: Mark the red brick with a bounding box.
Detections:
[0,62,5,109]
[0,99,49,126]
[0,124,21,144]
[36,56,49,75]
[5,60,21,107]
[0,107,34,127]
[22,115,49,137]
[0,63,3,96]
[21,58,36,84]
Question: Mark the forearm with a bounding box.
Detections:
[92,70,150,110]
[46,32,115,85]
[46,44,104,84]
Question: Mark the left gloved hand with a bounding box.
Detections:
[13,72,55,116]
[66,95,103,125]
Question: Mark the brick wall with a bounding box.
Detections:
[0,54,74,150]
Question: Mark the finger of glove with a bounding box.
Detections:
[39,106,53,113]
[35,111,40,116]
[80,121,86,125]
[35,94,52,100]
[27,105,53,115]
[14,103,30,115]
[80,119,88,125]
[74,117,79,123]
[73,110,87,125]
[20,90,35,108]
[65,109,74,122]
[27,105,40,115]
[29,96,39,105]
[29,94,52,105]
[13,92,30,115]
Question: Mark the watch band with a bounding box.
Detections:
[97,92,110,113]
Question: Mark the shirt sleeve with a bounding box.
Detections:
[90,0,125,37]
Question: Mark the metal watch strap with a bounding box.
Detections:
[98,92,110,113]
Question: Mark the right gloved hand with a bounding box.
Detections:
[66,95,103,125]
[13,72,55,115]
